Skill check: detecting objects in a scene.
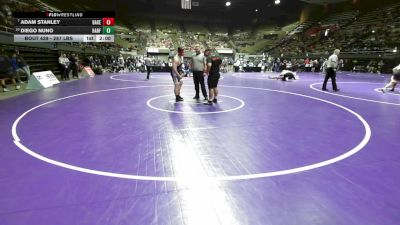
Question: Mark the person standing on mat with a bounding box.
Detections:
[145,55,152,80]
[191,46,208,101]
[204,49,222,105]
[171,47,185,102]
[379,64,400,93]
[322,49,340,92]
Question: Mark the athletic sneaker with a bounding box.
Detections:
[333,89,340,92]
[3,88,9,92]
[322,88,328,91]
[212,99,218,103]
[16,85,21,90]
[389,89,395,92]
[176,96,184,102]
[204,101,212,105]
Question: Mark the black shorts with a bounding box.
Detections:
[393,73,400,81]
[208,73,220,88]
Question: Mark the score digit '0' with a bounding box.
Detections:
[102,18,114,26]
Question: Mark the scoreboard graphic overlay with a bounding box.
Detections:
[13,12,115,42]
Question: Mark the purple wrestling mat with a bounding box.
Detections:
[0,71,399,225]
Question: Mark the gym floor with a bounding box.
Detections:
[1,71,399,225]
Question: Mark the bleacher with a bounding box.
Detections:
[185,23,208,34]
[268,2,400,57]
[155,20,180,33]
[146,32,175,49]
[322,11,358,27]
[0,44,60,77]
[177,33,205,51]
[0,0,398,83]
[288,21,316,35]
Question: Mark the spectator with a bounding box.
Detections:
[58,53,70,80]
[69,53,79,79]
[15,50,30,81]
[0,49,19,91]
[10,53,23,85]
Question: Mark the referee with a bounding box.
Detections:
[145,55,152,80]
[191,46,208,101]
[322,49,340,92]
